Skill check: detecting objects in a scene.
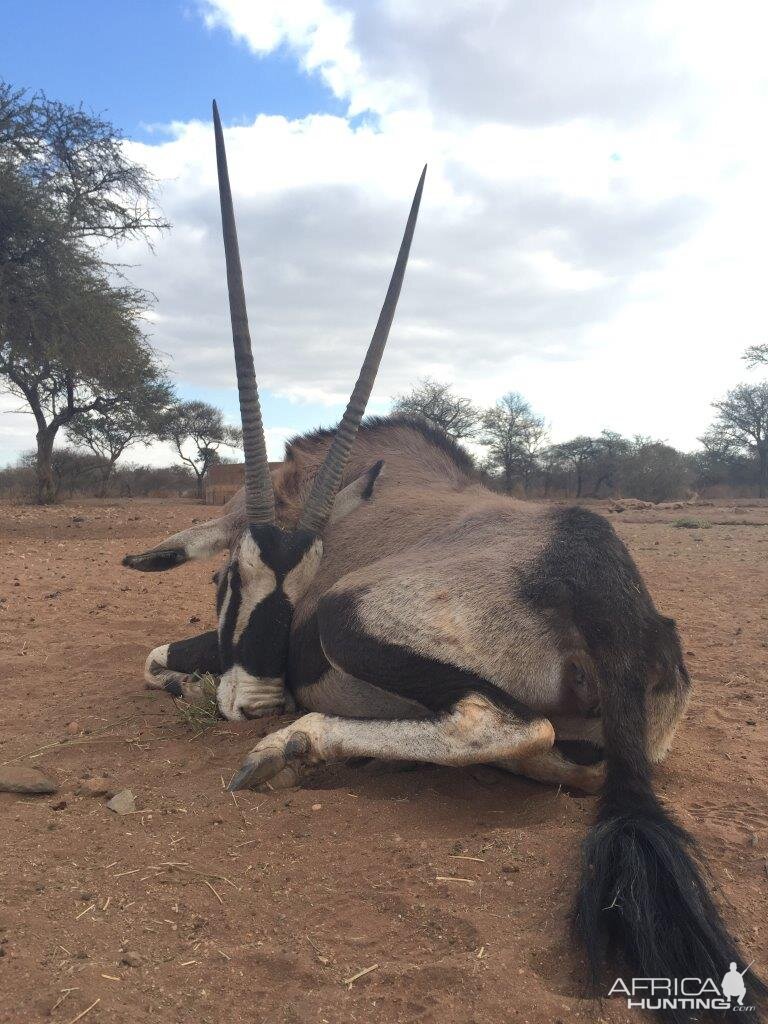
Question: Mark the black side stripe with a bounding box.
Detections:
[316,589,537,719]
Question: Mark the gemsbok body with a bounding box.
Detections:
[122,102,765,1023]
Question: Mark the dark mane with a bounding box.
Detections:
[284,413,478,478]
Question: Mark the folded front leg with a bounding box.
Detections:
[144,629,221,699]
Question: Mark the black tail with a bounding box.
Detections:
[574,651,766,1023]
[519,507,765,1024]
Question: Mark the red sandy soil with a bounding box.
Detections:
[0,497,766,1024]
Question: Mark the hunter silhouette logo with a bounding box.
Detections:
[721,962,753,1007]
[609,962,757,1014]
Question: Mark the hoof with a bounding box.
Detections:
[228,732,311,791]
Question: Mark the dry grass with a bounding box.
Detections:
[172,673,220,734]
[673,517,712,529]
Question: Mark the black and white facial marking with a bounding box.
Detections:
[122,460,385,719]
[216,523,323,720]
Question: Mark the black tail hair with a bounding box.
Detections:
[520,508,765,1023]
[575,653,766,1022]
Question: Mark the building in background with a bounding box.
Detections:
[204,463,282,505]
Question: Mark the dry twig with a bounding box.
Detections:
[65,999,101,1024]
[343,963,379,985]
[203,879,223,904]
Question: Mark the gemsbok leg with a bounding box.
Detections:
[495,748,604,794]
[229,691,554,790]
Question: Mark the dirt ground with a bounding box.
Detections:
[1,497,766,1024]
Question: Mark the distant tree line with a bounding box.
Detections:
[0,399,244,502]
[0,448,195,501]
[393,369,768,500]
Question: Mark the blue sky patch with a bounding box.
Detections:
[2,0,345,141]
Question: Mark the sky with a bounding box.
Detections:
[2,0,768,466]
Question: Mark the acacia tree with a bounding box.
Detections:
[704,383,768,497]
[391,377,480,439]
[696,428,755,493]
[620,437,691,502]
[0,82,167,502]
[589,430,631,495]
[161,400,243,499]
[66,376,173,496]
[16,446,105,499]
[0,183,166,504]
[547,436,597,498]
[0,81,166,241]
[481,392,548,492]
[391,378,481,438]
[743,344,768,369]
[1,222,167,502]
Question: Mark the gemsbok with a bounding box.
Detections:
[122,102,765,1022]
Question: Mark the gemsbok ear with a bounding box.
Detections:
[328,461,385,525]
[122,514,238,572]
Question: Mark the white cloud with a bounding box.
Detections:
[5,1,768,467]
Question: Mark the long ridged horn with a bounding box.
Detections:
[298,166,427,534]
[212,100,275,524]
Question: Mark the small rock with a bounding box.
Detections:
[71,515,86,523]
[121,951,142,967]
[311,803,322,811]
[0,767,58,795]
[106,789,136,815]
[50,800,67,811]
[78,778,115,798]
[65,721,80,735]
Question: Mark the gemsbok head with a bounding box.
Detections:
[123,101,425,720]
